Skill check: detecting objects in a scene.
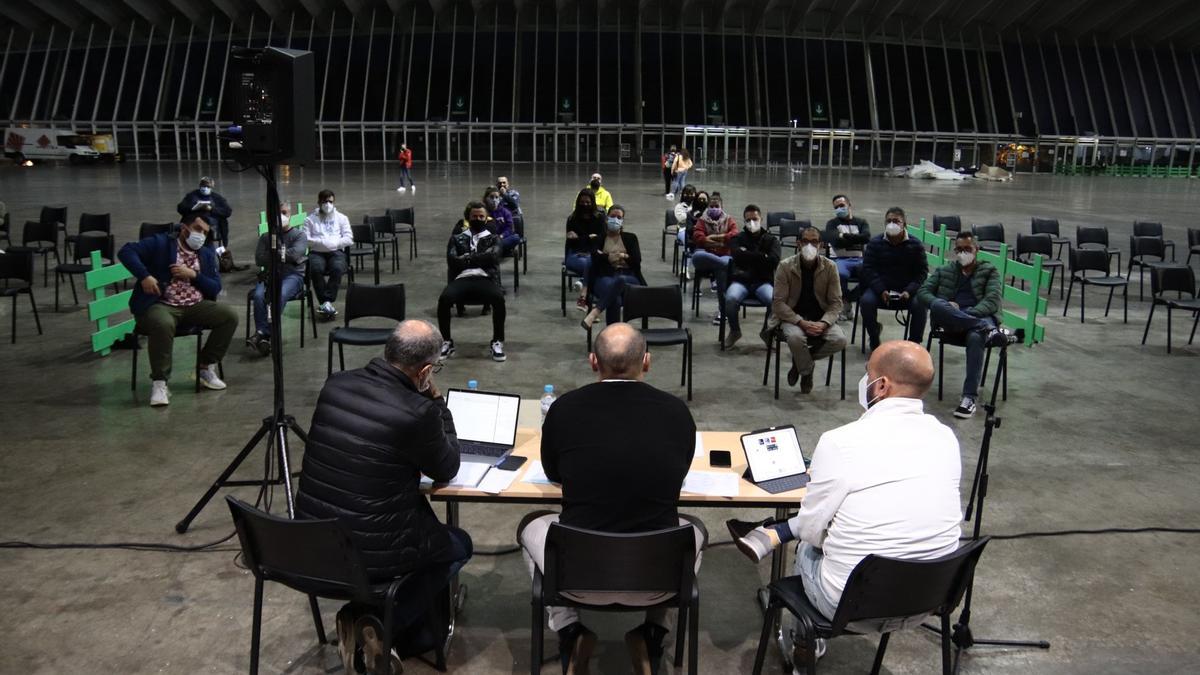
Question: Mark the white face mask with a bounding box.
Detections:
[746,219,762,233]
[320,202,335,215]
[801,243,819,261]
[857,373,883,411]
[185,231,206,251]
[885,221,903,237]
[199,186,212,196]
[956,251,976,266]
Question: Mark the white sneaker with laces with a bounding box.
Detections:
[666,193,674,201]
[199,365,227,390]
[321,301,338,316]
[150,380,170,407]
[440,340,455,359]
[396,187,406,193]
[491,340,507,362]
[410,186,415,194]
[953,396,977,419]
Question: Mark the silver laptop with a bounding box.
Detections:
[740,425,810,494]
[445,388,521,465]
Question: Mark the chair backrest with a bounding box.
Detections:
[365,214,393,235]
[225,496,374,599]
[972,223,1005,242]
[21,220,57,246]
[664,209,675,228]
[386,207,415,226]
[766,211,795,229]
[1030,217,1060,236]
[0,249,35,283]
[1015,233,1052,258]
[622,284,683,328]
[1130,235,1166,259]
[74,232,113,262]
[512,213,525,237]
[542,522,696,599]
[40,205,67,227]
[827,537,991,636]
[932,215,961,233]
[343,282,406,324]
[1189,228,1200,247]
[351,223,375,245]
[1076,226,1109,248]
[1151,265,1197,298]
[78,212,112,235]
[1070,247,1113,275]
[1132,221,1164,238]
[777,219,810,246]
[139,222,174,239]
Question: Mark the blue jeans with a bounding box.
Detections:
[835,257,863,299]
[670,170,688,195]
[724,281,772,332]
[251,272,305,336]
[500,233,522,255]
[563,252,591,287]
[593,273,643,323]
[691,251,731,312]
[308,250,348,303]
[859,288,927,347]
[929,299,995,399]
[794,543,839,621]
[677,228,688,245]
[397,166,413,188]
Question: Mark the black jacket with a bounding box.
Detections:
[445,228,502,283]
[861,233,929,296]
[565,211,605,255]
[295,358,461,581]
[177,189,232,229]
[729,229,781,286]
[824,216,871,253]
[588,231,647,285]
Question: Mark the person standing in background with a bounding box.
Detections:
[661,145,678,197]
[396,143,415,194]
[668,149,693,201]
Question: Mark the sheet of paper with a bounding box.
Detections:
[521,460,553,485]
[681,470,740,498]
[694,432,705,457]
[420,462,491,489]
[476,467,521,495]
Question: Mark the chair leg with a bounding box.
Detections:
[824,352,833,386]
[1141,304,1156,345]
[937,341,944,401]
[250,578,264,675]
[1104,287,1115,317]
[774,335,781,400]
[762,335,771,386]
[1080,283,1086,323]
[1062,277,1073,316]
[1123,285,1128,324]
[530,597,544,675]
[54,272,61,311]
[840,347,846,400]
[750,602,777,675]
[687,597,699,675]
[686,337,693,401]
[981,348,991,390]
[1189,309,1198,344]
[940,613,953,675]
[338,343,346,371]
[68,275,78,305]
[10,295,16,344]
[308,596,326,644]
[561,270,567,317]
[673,603,687,668]
[1167,306,1173,354]
[327,335,334,376]
[869,632,891,675]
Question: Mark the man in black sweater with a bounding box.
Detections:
[824,193,871,317]
[860,206,929,350]
[518,323,704,675]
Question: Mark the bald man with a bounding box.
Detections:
[518,323,704,675]
[728,341,962,658]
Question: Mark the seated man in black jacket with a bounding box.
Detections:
[824,193,871,317]
[437,201,507,362]
[296,319,471,675]
[860,206,929,350]
[724,204,781,348]
[518,323,706,675]
[177,176,233,249]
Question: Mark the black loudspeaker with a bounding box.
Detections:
[227,47,314,164]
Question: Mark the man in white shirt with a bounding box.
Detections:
[304,189,355,319]
[728,340,961,655]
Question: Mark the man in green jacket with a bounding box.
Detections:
[917,231,1013,419]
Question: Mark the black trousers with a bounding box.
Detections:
[437,277,505,341]
[308,250,348,303]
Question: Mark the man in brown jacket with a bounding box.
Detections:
[763,226,848,392]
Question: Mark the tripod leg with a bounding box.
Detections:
[175,418,272,533]
[275,421,297,518]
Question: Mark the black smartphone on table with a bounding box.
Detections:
[709,450,732,468]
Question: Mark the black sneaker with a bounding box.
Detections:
[787,364,800,387]
[557,622,597,675]
[953,396,978,419]
[983,327,1014,348]
[245,332,271,357]
[490,340,507,362]
[800,373,814,394]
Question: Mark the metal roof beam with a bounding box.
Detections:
[75,0,131,29]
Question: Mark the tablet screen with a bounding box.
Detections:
[741,426,806,482]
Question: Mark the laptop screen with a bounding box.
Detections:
[741,425,807,482]
[446,389,520,446]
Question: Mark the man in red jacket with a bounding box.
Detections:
[396,143,415,194]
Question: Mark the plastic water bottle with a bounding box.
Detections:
[540,385,556,423]
[467,380,478,391]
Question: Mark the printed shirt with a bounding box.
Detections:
[161,241,203,307]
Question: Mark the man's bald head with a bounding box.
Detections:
[384,319,443,372]
[590,323,649,380]
[868,340,935,400]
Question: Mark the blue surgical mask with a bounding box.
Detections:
[834,206,850,219]
[199,186,212,196]
[185,231,206,250]
[606,217,622,232]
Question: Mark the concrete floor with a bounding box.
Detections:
[0,161,1198,674]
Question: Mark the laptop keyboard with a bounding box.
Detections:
[459,440,508,457]
[757,473,810,494]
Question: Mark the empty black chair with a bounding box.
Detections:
[348,223,381,285]
[1186,228,1200,268]
[761,328,846,400]
[622,285,692,400]
[530,521,701,675]
[931,214,961,236]
[54,232,113,311]
[138,222,175,239]
[1013,234,1065,299]
[385,206,418,260]
[1031,217,1070,259]
[971,223,1005,253]
[40,205,68,242]
[1076,226,1122,271]
[327,283,406,375]
[1141,266,1200,353]
[367,214,399,272]
[0,201,10,246]
[1128,235,1171,300]
[226,496,450,675]
[776,219,810,255]
[9,220,61,287]
[662,208,679,262]
[1133,221,1175,261]
[1063,247,1129,324]
[766,211,795,230]
[65,212,111,258]
[499,213,527,292]
[0,249,43,343]
[750,538,991,675]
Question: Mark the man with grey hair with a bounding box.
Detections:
[518,323,704,675]
[296,319,471,675]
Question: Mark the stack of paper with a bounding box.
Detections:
[693,432,705,457]
[681,470,740,498]
[521,461,554,485]
[476,466,521,495]
[420,462,491,489]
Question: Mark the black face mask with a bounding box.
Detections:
[695,200,708,210]
[469,219,488,233]
[589,181,601,189]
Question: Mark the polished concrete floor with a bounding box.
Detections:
[0,161,1198,674]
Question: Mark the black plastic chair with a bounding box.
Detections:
[385,206,418,260]
[348,223,381,285]
[662,208,679,262]
[761,327,846,400]
[0,249,43,343]
[766,211,795,230]
[1030,217,1070,259]
[40,205,68,244]
[0,202,10,247]
[1128,235,1171,300]
[1187,228,1200,268]
[226,496,448,675]
[751,538,991,675]
[1063,248,1128,324]
[776,219,810,256]
[54,232,113,311]
[531,521,700,675]
[128,325,225,395]
[1141,265,1200,353]
[971,223,1005,253]
[243,274,318,348]
[138,222,174,239]
[366,215,399,273]
[623,285,692,400]
[931,214,961,236]
[65,212,111,259]
[9,220,61,287]
[500,214,527,292]
[327,283,406,375]
[1013,234,1065,299]
[561,242,592,317]
[925,326,1006,402]
[1133,221,1176,261]
[1075,226,1122,272]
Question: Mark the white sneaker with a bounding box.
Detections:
[150,380,170,407]
[396,187,406,193]
[198,365,227,390]
[666,193,674,201]
[321,301,338,316]
[410,186,415,194]
[440,340,455,359]
[571,279,583,292]
[491,340,507,362]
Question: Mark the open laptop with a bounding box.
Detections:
[445,388,521,465]
[740,425,810,494]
